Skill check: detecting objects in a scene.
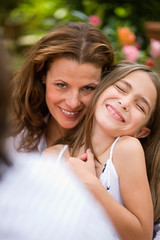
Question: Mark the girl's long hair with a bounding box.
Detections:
[58,61,160,222]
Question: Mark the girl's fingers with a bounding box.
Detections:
[79,153,87,161]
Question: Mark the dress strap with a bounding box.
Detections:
[105,137,120,190]
[109,137,120,161]
[56,145,68,164]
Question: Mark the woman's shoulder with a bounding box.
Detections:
[41,144,69,162]
[42,144,67,157]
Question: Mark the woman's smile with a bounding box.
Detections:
[58,106,82,118]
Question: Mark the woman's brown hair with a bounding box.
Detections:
[11,22,114,152]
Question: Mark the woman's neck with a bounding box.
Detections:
[45,116,70,147]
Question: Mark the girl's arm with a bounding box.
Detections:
[68,137,153,240]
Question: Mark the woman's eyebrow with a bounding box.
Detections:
[85,83,98,86]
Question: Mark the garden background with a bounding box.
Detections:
[0,0,160,72]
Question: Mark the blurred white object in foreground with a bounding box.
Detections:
[0,156,118,240]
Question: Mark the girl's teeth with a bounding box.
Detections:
[108,106,123,121]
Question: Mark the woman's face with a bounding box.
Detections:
[43,57,101,129]
[94,70,157,138]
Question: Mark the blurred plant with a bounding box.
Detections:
[2,2,160,71]
[122,45,140,62]
[88,15,102,27]
[149,38,160,58]
[116,26,160,68]
[116,26,140,62]
[145,39,160,68]
[118,27,136,45]
[89,15,160,69]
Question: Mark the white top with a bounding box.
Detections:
[57,137,123,206]
[154,220,160,240]
[99,137,124,205]
[0,157,118,240]
[4,115,49,161]
[5,133,47,160]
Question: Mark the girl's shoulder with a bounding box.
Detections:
[116,136,143,154]
[112,136,145,176]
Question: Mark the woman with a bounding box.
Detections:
[0,38,117,240]
[6,22,114,158]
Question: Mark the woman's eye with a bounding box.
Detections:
[83,86,96,92]
[56,83,67,89]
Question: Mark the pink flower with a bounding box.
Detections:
[88,15,102,26]
[150,38,160,58]
[122,45,140,62]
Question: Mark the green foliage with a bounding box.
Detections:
[1,0,160,70]
[2,0,160,38]
[6,0,68,35]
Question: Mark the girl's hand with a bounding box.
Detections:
[67,149,97,184]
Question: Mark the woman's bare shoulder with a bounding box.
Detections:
[42,144,66,157]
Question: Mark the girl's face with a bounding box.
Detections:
[43,57,101,130]
[94,70,157,138]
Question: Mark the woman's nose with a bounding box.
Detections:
[65,92,81,109]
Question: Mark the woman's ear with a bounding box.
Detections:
[134,127,151,139]
[42,76,46,84]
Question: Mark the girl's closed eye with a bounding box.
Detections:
[115,84,125,93]
[136,103,145,113]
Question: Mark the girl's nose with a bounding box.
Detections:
[65,92,81,109]
[118,97,130,111]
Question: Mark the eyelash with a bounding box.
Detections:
[56,83,96,92]
[83,86,96,92]
[115,85,125,92]
[56,83,66,88]
[136,104,145,113]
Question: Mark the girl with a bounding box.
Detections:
[43,61,160,240]
[6,22,113,159]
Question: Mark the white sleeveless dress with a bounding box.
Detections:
[56,137,124,206]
